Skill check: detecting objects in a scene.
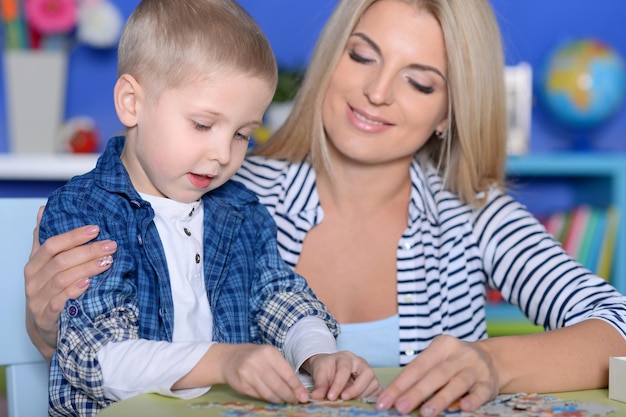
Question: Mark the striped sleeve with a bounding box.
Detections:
[475,191,626,337]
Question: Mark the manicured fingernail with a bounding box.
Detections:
[98,255,113,267]
[420,404,436,416]
[77,278,90,289]
[85,225,99,235]
[102,242,117,251]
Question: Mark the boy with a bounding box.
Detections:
[38,1,379,416]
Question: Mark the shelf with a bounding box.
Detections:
[0,153,99,197]
[0,154,99,181]
[507,153,626,176]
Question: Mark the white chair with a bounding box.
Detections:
[0,198,49,417]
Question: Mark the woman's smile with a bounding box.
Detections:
[346,104,394,133]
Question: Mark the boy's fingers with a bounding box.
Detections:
[326,365,355,401]
[310,384,330,401]
[268,359,308,404]
[340,368,380,400]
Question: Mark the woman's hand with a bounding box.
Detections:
[24,206,117,360]
[376,335,499,416]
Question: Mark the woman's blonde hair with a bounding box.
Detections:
[255,0,507,207]
[117,0,277,101]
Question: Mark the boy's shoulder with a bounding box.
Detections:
[48,169,100,201]
[46,165,130,214]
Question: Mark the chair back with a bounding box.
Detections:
[0,198,49,417]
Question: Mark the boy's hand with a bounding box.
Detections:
[303,351,381,401]
[215,344,310,404]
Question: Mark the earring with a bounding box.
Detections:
[435,130,445,139]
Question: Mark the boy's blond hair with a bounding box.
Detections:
[255,0,507,207]
[117,0,277,101]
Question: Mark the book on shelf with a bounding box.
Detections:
[543,204,619,280]
[586,208,606,276]
[544,210,567,242]
[561,205,591,259]
[597,206,619,280]
[578,207,600,269]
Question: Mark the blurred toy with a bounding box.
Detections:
[23,0,123,50]
[249,125,272,151]
[58,116,100,153]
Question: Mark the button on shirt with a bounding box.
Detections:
[141,194,210,342]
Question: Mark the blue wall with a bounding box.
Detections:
[1,0,625,153]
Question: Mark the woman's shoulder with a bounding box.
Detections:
[237,155,294,181]
[408,159,471,225]
[234,156,314,194]
[409,158,526,227]
[233,156,319,217]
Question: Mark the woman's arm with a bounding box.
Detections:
[482,319,626,393]
[377,319,626,416]
[24,206,117,361]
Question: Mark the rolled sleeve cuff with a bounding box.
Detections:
[284,316,338,387]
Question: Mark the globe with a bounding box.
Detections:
[538,39,626,147]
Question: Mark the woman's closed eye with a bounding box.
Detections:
[407,77,434,94]
[349,48,436,95]
[349,49,375,64]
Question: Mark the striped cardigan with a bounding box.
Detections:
[234,155,626,365]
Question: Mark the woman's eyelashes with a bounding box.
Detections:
[349,49,374,64]
[349,49,436,95]
[407,78,434,94]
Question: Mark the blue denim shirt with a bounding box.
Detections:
[39,136,338,417]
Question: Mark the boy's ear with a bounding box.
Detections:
[114,74,142,128]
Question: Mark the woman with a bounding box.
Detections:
[24,0,626,415]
